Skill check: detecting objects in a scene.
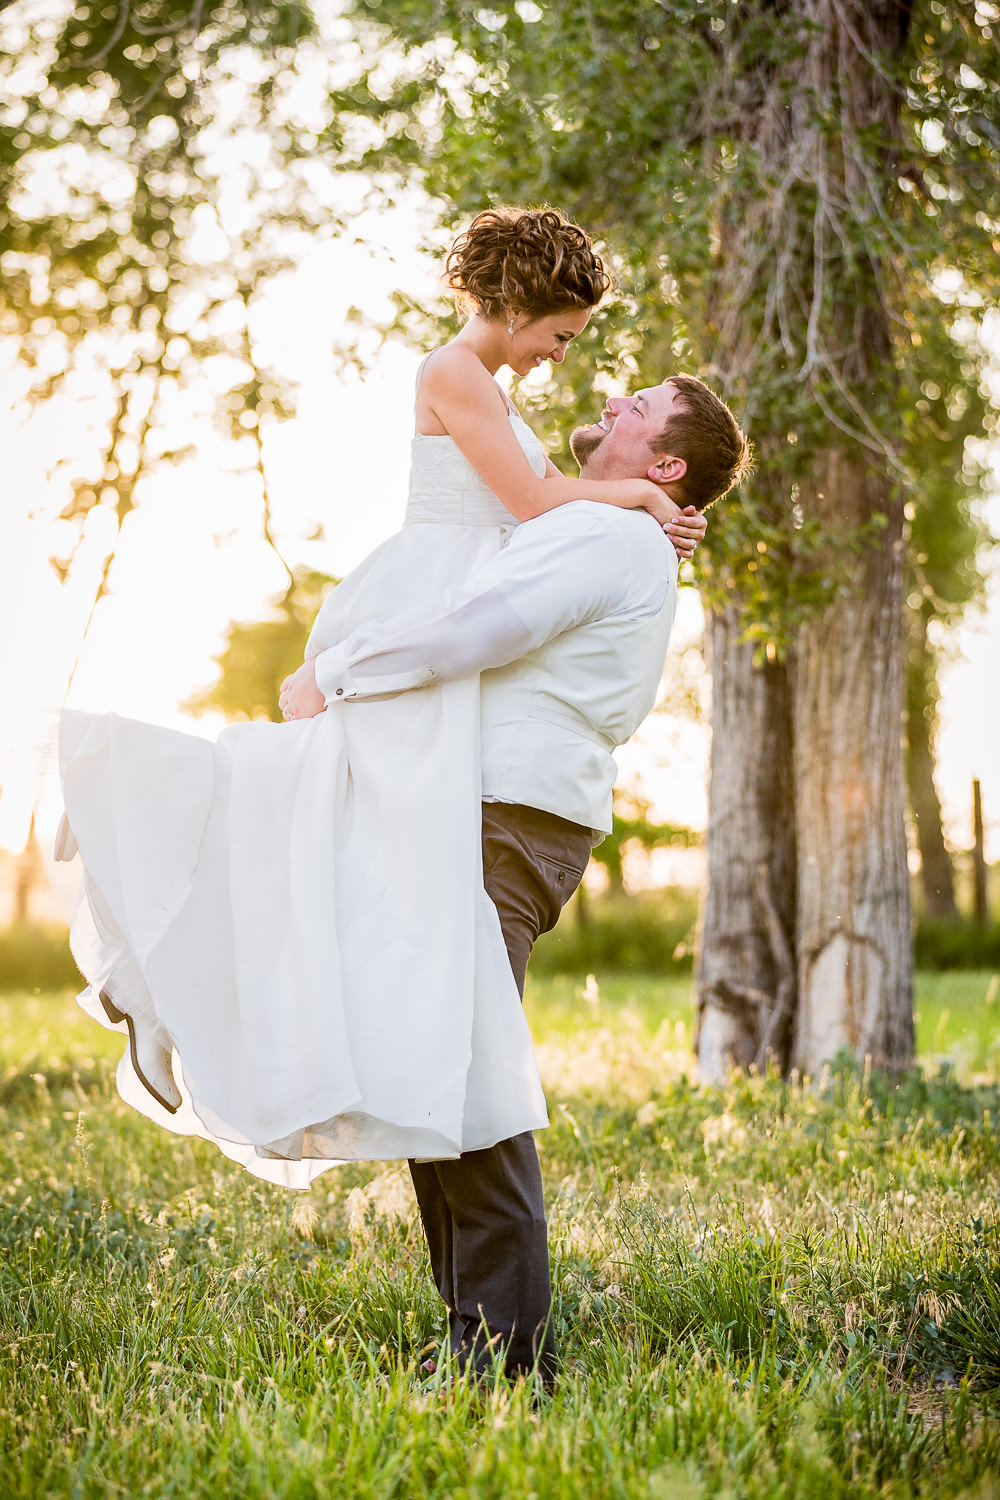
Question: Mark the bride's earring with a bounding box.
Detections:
[508,318,515,336]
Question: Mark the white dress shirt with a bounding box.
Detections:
[310,502,679,834]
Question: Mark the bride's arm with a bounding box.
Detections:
[423,351,678,529]
[538,453,706,559]
[279,501,675,719]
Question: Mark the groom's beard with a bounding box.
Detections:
[569,424,605,466]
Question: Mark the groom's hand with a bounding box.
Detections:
[279,661,326,721]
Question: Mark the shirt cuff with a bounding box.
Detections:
[313,643,359,705]
[313,643,442,704]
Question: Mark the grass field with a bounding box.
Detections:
[1,973,998,1498]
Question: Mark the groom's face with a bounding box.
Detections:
[569,382,683,481]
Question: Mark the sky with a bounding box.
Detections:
[1,206,998,874]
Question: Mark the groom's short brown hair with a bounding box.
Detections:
[652,375,752,511]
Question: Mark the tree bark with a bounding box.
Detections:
[697,611,797,1081]
[791,454,914,1073]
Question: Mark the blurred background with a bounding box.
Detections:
[1,0,997,1004]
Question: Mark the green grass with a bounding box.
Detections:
[1,976,999,1498]
[912,971,1000,1074]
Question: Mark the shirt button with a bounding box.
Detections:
[336,688,344,696]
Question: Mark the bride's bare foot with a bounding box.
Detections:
[99,991,182,1114]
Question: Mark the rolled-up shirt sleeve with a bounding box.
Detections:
[310,503,672,704]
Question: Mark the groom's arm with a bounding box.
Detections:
[306,505,674,705]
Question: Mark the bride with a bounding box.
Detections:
[57,206,705,1187]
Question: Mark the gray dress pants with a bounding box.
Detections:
[408,801,593,1383]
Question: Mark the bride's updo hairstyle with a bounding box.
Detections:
[445,206,612,321]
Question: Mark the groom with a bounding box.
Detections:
[280,373,750,1385]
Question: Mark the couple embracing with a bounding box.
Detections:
[58,206,750,1388]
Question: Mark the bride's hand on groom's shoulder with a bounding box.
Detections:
[665,505,707,561]
[278,661,326,722]
[645,490,708,561]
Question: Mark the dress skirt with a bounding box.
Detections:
[59,518,547,1188]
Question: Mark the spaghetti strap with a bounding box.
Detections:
[413,352,433,411]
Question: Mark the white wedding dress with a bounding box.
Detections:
[59,408,549,1188]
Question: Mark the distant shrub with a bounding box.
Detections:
[915,917,1000,971]
[5,903,993,991]
[536,897,1000,977]
[531,890,699,976]
[0,924,79,991]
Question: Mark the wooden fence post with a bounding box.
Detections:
[972,779,988,932]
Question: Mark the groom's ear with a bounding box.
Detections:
[648,454,687,486]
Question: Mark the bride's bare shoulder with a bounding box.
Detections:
[420,343,493,393]
[416,344,510,434]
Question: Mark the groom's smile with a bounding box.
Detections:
[570,382,684,479]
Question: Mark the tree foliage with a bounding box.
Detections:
[7,2,994,679]
[183,567,335,721]
[325,0,998,632]
[1,0,332,680]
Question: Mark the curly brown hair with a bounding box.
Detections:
[445,206,612,321]
[651,375,753,512]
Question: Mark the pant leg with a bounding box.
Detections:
[408,1158,461,1349]
[408,804,592,1381]
[479,803,594,997]
[410,1143,549,1374]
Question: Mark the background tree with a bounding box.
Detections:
[590,799,701,898]
[320,0,999,1076]
[901,322,994,920]
[184,568,336,722]
[0,0,328,692]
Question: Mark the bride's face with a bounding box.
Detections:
[505,306,591,377]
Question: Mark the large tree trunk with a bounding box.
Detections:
[907,612,960,919]
[697,613,797,1081]
[791,454,913,1073]
[697,0,915,1081]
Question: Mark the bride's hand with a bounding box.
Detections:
[638,484,682,533]
[279,661,326,721]
[665,505,708,561]
[638,485,707,560]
